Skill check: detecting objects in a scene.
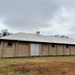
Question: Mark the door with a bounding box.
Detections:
[31,44,35,56]
[35,44,40,56]
[30,44,40,56]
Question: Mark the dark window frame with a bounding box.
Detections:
[0,41,1,44]
[66,45,68,48]
[7,41,13,47]
[51,44,55,48]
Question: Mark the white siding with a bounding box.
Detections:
[30,44,40,56]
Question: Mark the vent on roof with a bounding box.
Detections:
[36,31,40,35]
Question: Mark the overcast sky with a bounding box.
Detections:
[0,0,75,38]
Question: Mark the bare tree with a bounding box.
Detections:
[1,29,10,36]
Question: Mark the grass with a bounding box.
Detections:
[0,56,75,75]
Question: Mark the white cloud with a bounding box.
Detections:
[0,1,75,38]
[40,6,75,38]
[0,18,8,31]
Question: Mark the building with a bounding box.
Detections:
[0,32,75,58]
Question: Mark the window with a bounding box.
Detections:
[0,41,1,44]
[51,44,55,47]
[66,45,68,48]
[7,41,12,47]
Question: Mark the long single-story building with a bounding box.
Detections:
[0,32,75,58]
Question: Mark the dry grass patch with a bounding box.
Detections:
[6,58,75,75]
[0,56,75,75]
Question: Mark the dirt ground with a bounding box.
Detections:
[4,56,75,75]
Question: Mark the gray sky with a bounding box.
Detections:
[0,0,75,38]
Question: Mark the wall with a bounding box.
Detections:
[49,44,57,55]
[0,41,3,58]
[57,45,64,55]
[64,45,70,55]
[41,44,49,56]
[2,41,29,57]
[17,42,29,57]
[70,46,75,55]
[0,40,75,57]
[2,41,16,57]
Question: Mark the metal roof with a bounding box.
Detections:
[0,32,75,45]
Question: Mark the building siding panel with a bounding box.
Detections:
[41,44,49,56]
[0,41,3,58]
[57,45,64,55]
[49,44,56,55]
[18,42,29,57]
[70,46,75,55]
[64,45,70,55]
[2,41,15,57]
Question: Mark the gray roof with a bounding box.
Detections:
[0,32,75,45]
